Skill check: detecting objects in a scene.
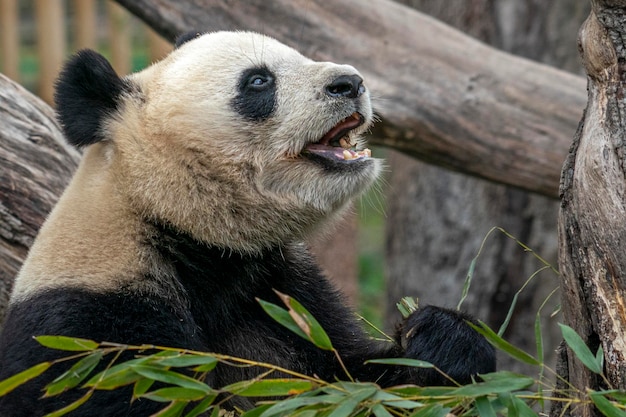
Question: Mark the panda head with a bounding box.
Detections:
[54,31,381,253]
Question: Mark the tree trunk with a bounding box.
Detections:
[556,1,626,415]
[0,74,79,320]
[115,0,586,198]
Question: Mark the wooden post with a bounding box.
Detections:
[106,1,131,75]
[0,0,19,81]
[34,0,66,105]
[73,0,98,50]
[555,0,626,415]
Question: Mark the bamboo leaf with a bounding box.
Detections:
[45,351,103,396]
[0,362,51,396]
[183,396,217,417]
[150,400,188,416]
[365,358,434,368]
[559,324,602,374]
[223,378,314,397]
[275,290,334,351]
[133,378,155,399]
[409,404,450,417]
[327,386,377,417]
[130,365,212,393]
[474,396,497,417]
[142,387,208,402]
[85,367,141,390]
[151,354,218,370]
[34,336,99,351]
[589,392,626,417]
[43,390,93,417]
[469,321,540,366]
[451,372,534,397]
[257,298,309,342]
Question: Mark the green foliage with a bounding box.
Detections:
[2,229,626,416]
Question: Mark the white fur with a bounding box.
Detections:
[12,31,381,299]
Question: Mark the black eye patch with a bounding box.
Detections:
[232,67,277,121]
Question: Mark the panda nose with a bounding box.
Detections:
[325,74,365,99]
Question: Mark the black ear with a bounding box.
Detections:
[54,50,131,148]
[175,31,205,48]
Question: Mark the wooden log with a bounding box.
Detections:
[115,0,587,198]
[556,1,626,415]
[0,74,80,321]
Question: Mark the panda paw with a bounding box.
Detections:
[399,305,496,386]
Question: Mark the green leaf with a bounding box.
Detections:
[258,299,309,342]
[34,336,99,351]
[150,400,188,417]
[0,362,51,396]
[275,290,334,351]
[223,378,315,397]
[151,353,218,370]
[43,391,93,417]
[142,387,209,402]
[409,404,450,417]
[327,386,378,417]
[559,324,603,374]
[474,396,497,417]
[371,403,394,417]
[130,365,213,394]
[504,394,537,417]
[259,392,340,417]
[366,358,434,368]
[451,372,534,397]
[183,396,217,417]
[45,351,103,396]
[469,321,540,366]
[85,366,142,390]
[590,392,626,417]
[396,297,419,319]
[133,378,155,399]
[372,390,422,409]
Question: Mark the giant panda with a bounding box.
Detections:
[0,31,495,416]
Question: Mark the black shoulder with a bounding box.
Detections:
[175,31,206,48]
[54,49,132,148]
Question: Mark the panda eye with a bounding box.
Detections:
[246,72,273,90]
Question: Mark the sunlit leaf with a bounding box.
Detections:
[151,353,218,370]
[223,378,314,397]
[257,299,309,342]
[34,336,99,352]
[45,351,103,396]
[130,365,212,394]
[142,387,208,402]
[133,378,155,399]
[275,290,334,351]
[0,362,51,396]
[559,324,603,374]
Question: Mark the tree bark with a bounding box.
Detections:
[0,74,80,320]
[556,1,626,415]
[115,0,586,198]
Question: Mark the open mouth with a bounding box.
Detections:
[303,112,371,161]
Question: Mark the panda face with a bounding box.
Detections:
[56,31,381,252]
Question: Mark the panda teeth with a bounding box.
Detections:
[339,136,353,149]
